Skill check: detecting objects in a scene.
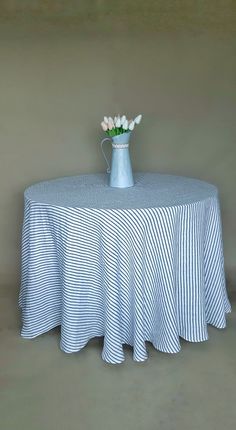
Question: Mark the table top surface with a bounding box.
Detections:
[24,172,217,210]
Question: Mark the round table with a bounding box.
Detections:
[19,173,231,363]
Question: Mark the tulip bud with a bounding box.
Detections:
[108,119,114,130]
[104,116,109,124]
[115,117,121,127]
[122,119,128,130]
[121,115,126,125]
[134,114,142,124]
[128,121,135,131]
[101,121,108,131]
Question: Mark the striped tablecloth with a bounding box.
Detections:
[19,173,231,363]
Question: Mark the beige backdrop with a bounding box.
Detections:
[0,1,235,291]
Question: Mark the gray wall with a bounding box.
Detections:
[0,1,236,289]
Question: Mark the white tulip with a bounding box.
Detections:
[134,114,142,124]
[121,115,126,125]
[104,116,109,124]
[101,121,108,131]
[108,118,114,130]
[115,117,121,127]
[128,121,135,131]
[122,119,129,130]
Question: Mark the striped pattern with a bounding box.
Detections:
[20,176,231,363]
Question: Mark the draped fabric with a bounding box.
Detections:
[20,173,231,363]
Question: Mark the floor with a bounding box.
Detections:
[0,287,235,430]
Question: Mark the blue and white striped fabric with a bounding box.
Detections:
[19,173,231,363]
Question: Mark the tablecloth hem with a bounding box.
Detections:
[58,330,218,357]
[21,322,61,339]
[20,315,230,351]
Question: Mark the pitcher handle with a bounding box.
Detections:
[100,137,112,173]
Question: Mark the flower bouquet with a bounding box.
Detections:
[101,114,142,137]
